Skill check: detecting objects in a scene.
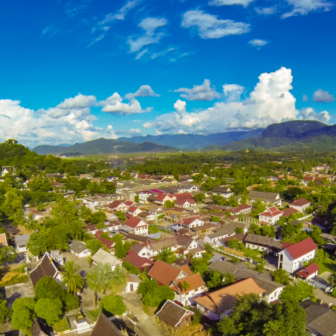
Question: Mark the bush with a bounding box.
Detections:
[99,295,126,316]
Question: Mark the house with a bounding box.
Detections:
[282,207,299,218]
[249,190,282,206]
[94,231,115,250]
[125,233,155,244]
[91,312,124,336]
[30,252,63,286]
[148,260,188,286]
[138,211,155,221]
[123,250,154,272]
[147,204,163,216]
[92,248,122,271]
[174,198,196,208]
[107,176,119,182]
[79,174,93,180]
[124,217,148,236]
[108,201,128,211]
[301,300,336,336]
[244,234,283,254]
[176,216,204,229]
[1,166,15,177]
[14,234,30,253]
[156,300,194,331]
[208,260,237,275]
[220,233,246,247]
[259,206,283,225]
[230,204,252,216]
[30,318,53,336]
[212,187,234,198]
[156,193,175,205]
[289,198,311,213]
[0,233,8,247]
[84,221,122,235]
[24,209,45,220]
[204,223,247,245]
[295,263,320,280]
[278,237,317,273]
[69,241,91,258]
[138,190,153,201]
[124,273,141,293]
[130,242,153,258]
[127,206,141,216]
[194,278,266,320]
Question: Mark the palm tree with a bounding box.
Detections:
[110,266,127,295]
[61,261,84,295]
[24,213,38,232]
[180,281,190,291]
[80,206,93,222]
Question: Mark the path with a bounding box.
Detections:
[314,288,336,306]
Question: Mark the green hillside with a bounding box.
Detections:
[33,138,178,155]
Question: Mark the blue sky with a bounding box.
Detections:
[0,0,335,146]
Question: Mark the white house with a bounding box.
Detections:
[204,223,247,245]
[212,186,234,199]
[289,198,311,213]
[124,217,148,236]
[295,263,320,280]
[69,241,91,258]
[1,166,15,177]
[124,273,141,293]
[91,248,122,271]
[14,235,30,253]
[170,273,207,306]
[174,199,196,208]
[278,238,317,273]
[176,216,204,229]
[259,206,283,225]
[127,206,142,216]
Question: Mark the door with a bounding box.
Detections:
[130,284,134,292]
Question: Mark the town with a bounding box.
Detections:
[0,141,335,336]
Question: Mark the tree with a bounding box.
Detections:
[86,239,104,254]
[61,261,84,294]
[113,234,127,259]
[123,260,140,275]
[191,257,209,278]
[0,246,17,265]
[35,298,62,325]
[115,210,126,222]
[148,224,159,234]
[273,269,290,285]
[109,266,127,295]
[134,195,139,203]
[154,247,177,264]
[91,211,106,224]
[194,193,206,203]
[0,297,11,323]
[99,295,126,316]
[218,293,307,336]
[80,206,92,222]
[207,271,224,289]
[23,213,38,232]
[280,282,314,303]
[251,199,266,217]
[164,200,175,208]
[180,281,190,291]
[11,298,36,334]
[223,273,235,285]
[236,227,244,234]
[1,190,23,222]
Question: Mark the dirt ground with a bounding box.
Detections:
[0,282,35,307]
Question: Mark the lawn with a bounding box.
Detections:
[143,304,156,316]
[52,318,70,332]
[87,309,100,321]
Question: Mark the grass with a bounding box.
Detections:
[52,318,70,332]
[0,265,29,287]
[174,324,207,336]
[143,304,156,316]
[87,309,100,321]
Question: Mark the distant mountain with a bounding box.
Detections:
[33,139,178,155]
[220,120,336,151]
[119,129,264,150]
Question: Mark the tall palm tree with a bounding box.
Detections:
[24,213,38,232]
[80,206,93,222]
[61,261,84,295]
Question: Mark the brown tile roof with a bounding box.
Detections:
[0,233,8,247]
[91,313,123,336]
[123,251,154,272]
[30,253,59,287]
[156,300,193,328]
[176,216,202,226]
[125,217,145,228]
[171,273,205,294]
[148,260,182,286]
[194,278,266,314]
[177,264,192,276]
[289,198,310,206]
[150,237,178,252]
[282,207,298,217]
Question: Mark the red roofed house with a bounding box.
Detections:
[295,263,320,280]
[108,200,127,211]
[230,204,252,216]
[170,273,207,306]
[278,237,317,273]
[94,231,115,250]
[124,217,148,236]
[176,216,204,229]
[156,194,175,205]
[174,198,196,208]
[282,207,298,218]
[289,198,311,213]
[123,250,154,273]
[127,206,141,216]
[259,206,283,225]
[124,201,134,207]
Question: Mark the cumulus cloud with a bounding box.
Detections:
[181,10,250,39]
[223,84,244,101]
[313,89,335,103]
[143,67,326,135]
[248,39,268,48]
[302,94,308,101]
[57,94,97,109]
[174,80,221,101]
[299,107,330,122]
[209,0,253,6]
[128,17,167,53]
[126,85,160,100]
[282,0,333,19]
[255,6,278,15]
[100,93,152,115]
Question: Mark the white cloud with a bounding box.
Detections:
[114,128,142,135]
[248,39,268,48]
[128,17,167,53]
[126,85,160,100]
[313,89,335,103]
[143,67,324,135]
[209,0,253,7]
[174,79,220,101]
[100,93,152,115]
[57,94,97,109]
[135,49,148,60]
[302,94,308,101]
[181,10,250,39]
[282,0,333,19]
[299,107,330,122]
[255,6,278,15]
[101,0,140,24]
[223,84,244,101]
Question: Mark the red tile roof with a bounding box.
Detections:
[282,207,298,217]
[124,251,154,272]
[174,193,194,199]
[128,206,138,213]
[156,194,171,202]
[175,199,196,206]
[148,260,181,286]
[124,201,133,206]
[177,216,202,226]
[289,198,310,207]
[296,263,320,278]
[125,217,144,228]
[231,204,252,213]
[259,206,283,218]
[170,273,205,294]
[285,237,317,259]
[108,200,123,209]
[94,231,115,249]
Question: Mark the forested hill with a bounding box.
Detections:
[33,138,178,155]
[219,120,336,151]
